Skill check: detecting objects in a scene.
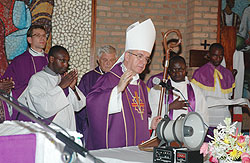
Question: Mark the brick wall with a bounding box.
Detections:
[186,0,218,77]
[94,0,218,81]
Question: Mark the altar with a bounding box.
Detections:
[0,121,84,163]
[0,121,152,163]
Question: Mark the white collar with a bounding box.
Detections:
[29,48,45,57]
[98,66,104,75]
[121,63,139,85]
[170,76,190,87]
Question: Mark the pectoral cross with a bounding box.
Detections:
[131,91,144,120]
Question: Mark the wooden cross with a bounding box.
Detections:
[131,91,144,120]
[200,40,210,50]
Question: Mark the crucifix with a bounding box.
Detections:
[200,40,211,50]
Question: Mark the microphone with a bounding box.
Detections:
[152,77,180,92]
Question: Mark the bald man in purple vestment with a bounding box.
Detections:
[86,19,162,150]
[1,25,48,121]
[76,45,117,143]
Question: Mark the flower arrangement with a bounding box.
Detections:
[200,118,250,163]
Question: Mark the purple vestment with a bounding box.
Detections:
[192,62,235,92]
[146,72,164,89]
[76,66,103,141]
[167,80,196,120]
[1,50,48,121]
[86,63,151,150]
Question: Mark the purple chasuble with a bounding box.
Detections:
[192,62,235,91]
[146,72,164,89]
[86,63,151,150]
[76,66,103,141]
[1,50,48,121]
[167,80,196,120]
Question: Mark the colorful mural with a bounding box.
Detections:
[220,0,250,98]
[220,0,250,50]
[0,0,54,76]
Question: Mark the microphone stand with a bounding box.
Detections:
[0,94,104,163]
[156,80,172,147]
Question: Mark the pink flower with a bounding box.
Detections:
[241,152,250,163]
[209,156,218,163]
[238,135,246,143]
[209,146,214,157]
[200,143,208,157]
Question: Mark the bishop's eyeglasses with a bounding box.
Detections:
[128,51,151,64]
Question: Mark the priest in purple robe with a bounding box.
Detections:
[1,25,48,121]
[76,45,117,143]
[86,19,159,150]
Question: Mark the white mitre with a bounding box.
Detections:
[116,18,156,64]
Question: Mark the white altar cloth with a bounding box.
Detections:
[87,146,153,163]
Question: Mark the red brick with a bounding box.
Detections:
[202,1,218,7]
[210,20,217,25]
[98,11,106,16]
[203,13,217,19]
[210,33,217,39]
[202,26,216,32]
[159,9,173,15]
[144,8,158,14]
[163,4,171,8]
[175,10,186,15]
[106,13,112,17]
[111,31,123,36]
[114,13,121,17]
[131,2,138,7]
[192,33,209,38]
[179,4,186,9]
[96,31,110,36]
[194,1,202,5]
[122,13,129,17]
[194,6,209,12]
[114,1,122,6]
[194,19,209,25]
[210,7,218,13]
[123,2,130,6]
[194,26,202,32]
[151,0,165,2]
[97,6,110,11]
[194,13,202,18]
[139,2,146,7]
